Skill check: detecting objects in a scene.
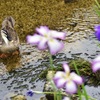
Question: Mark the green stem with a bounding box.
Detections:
[54,92,57,100]
[73,61,88,100]
[95,0,100,9]
[57,91,62,100]
[78,86,82,100]
[81,84,89,100]
[48,52,54,69]
[32,90,68,96]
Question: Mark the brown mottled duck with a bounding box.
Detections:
[0,16,20,58]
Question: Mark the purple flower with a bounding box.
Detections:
[94,25,100,41]
[26,26,66,55]
[91,55,100,72]
[53,63,83,94]
[27,90,34,97]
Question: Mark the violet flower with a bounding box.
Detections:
[94,25,100,41]
[26,26,66,55]
[27,90,34,97]
[91,55,100,72]
[53,63,83,94]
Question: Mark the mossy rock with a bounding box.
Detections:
[39,58,100,85]
[11,94,26,100]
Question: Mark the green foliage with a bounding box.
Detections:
[94,0,100,17]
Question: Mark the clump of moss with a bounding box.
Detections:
[69,58,91,76]
[39,67,62,79]
[39,58,100,85]
[0,0,93,42]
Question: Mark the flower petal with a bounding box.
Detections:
[63,97,70,100]
[54,71,66,79]
[63,63,70,73]
[93,55,100,62]
[95,32,100,41]
[50,30,66,40]
[54,78,66,88]
[70,72,83,85]
[53,71,66,88]
[48,39,64,55]
[65,81,77,94]
[91,55,100,72]
[26,34,41,45]
[94,25,100,41]
[27,90,34,97]
[38,37,48,50]
[36,26,49,36]
[92,62,100,72]
[94,25,100,31]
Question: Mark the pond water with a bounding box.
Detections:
[0,0,100,100]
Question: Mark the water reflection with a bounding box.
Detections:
[0,54,21,71]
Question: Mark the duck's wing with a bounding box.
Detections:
[0,31,3,45]
[1,16,19,42]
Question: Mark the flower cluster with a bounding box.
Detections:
[27,26,66,55]
[91,55,100,72]
[93,26,100,72]
[26,25,100,99]
[53,63,83,94]
[94,25,100,41]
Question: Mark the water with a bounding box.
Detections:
[0,2,100,100]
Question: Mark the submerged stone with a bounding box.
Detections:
[11,94,26,100]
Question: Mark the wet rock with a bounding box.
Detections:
[3,93,26,100]
[85,85,100,100]
[0,63,7,75]
[40,96,47,100]
[44,71,56,92]
[43,71,56,100]
[11,94,26,100]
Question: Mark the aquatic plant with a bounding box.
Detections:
[53,63,83,94]
[26,26,97,100]
[27,26,66,55]
[94,25,100,41]
[27,26,66,69]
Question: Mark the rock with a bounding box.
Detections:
[0,63,7,75]
[11,94,26,100]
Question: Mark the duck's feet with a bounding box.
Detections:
[0,50,20,58]
[0,53,8,58]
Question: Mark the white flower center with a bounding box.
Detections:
[44,32,53,42]
[62,72,72,82]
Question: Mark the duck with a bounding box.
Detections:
[0,16,19,57]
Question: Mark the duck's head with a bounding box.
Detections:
[0,16,19,53]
